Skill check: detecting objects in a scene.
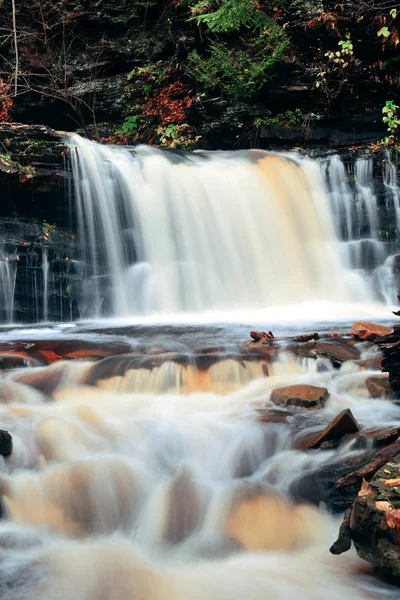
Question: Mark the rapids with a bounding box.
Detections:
[0,324,399,599]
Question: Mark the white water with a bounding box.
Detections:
[0,342,399,599]
[0,141,400,598]
[70,136,388,319]
[0,255,17,323]
[323,150,400,304]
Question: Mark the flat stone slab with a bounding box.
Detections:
[315,340,360,365]
[270,384,329,411]
[351,321,392,341]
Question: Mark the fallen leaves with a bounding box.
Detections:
[383,478,400,487]
[358,478,374,497]
[386,509,400,530]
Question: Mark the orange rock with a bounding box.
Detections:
[270,384,329,411]
[351,321,392,341]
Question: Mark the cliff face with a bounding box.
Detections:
[0,1,398,149]
[0,125,76,323]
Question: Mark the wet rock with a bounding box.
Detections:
[0,353,35,370]
[270,384,329,411]
[297,409,360,450]
[315,339,360,366]
[344,454,400,579]
[225,484,324,552]
[290,437,400,513]
[330,506,352,555]
[351,321,392,341]
[0,430,12,456]
[164,468,202,545]
[293,333,319,342]
[256,408,291,424]
[249,330,274,344]
[356,427,400,448]
[366,374,392,399]
[356,355,383,371]
[376,325,400,397]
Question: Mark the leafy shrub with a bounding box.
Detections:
[188,29,288,102]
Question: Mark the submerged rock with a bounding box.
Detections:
[366,374,392,399]
[315,339,360,365]
[270,384,329,411]
[0,430,12,456]
[351,321,392,341]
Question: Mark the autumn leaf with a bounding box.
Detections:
[383,478,400,487]
[358,478,374,497]
[386,509,400,530]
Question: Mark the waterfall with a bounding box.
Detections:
[69,135,381,319]
[322,150,400,302]
[0,254,17,323]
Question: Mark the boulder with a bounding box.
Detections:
[270,384,329,411]
[315,340,360,365]
[293,333,319,342]
[297,409,360,450]
[351,321,392,341]
[334,454,400,579]
[0,430,12,456]
[356,427,400,448]
[290,437,400,513]
[366,374,392,399]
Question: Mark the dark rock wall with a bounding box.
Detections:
[0,1,398,149]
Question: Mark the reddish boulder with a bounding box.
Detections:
[297,409,360,450]
[270,384,329,411]
[351,321,392,341]
[366,374,392,399]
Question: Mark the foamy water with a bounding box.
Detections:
[0,335,398,599]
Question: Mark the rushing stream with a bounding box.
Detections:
[0,141,400,598]
[0,322,399,599]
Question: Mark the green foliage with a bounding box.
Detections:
[323,36,353,67]
[188,26,289,102]
[116,116,139,137]
[254,109,302,127]
[127,61,169,85]
[381,100,400,144]
[185,0,270,33]
[156,123,201,150]
[378,26,390,39]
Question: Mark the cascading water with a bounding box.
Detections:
[2,138,400,600]
[0,255,17,323]
[322,150,400,304]
[0,328,400,600]
[69,135,385,319]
